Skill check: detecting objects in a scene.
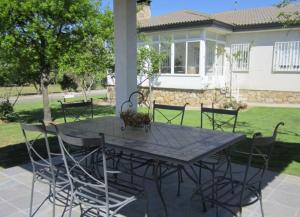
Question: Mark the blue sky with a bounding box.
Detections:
[103,0,282,15]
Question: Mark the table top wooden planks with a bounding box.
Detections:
[49,116,246,164]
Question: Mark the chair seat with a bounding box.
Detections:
[196,152,228,166]
[201,177,261,208]
[74,184,136,210]
[36,166,69,186]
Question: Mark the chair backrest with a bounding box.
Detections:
[20,123,54,176]
[59,98,94,123]
[239,122,284,205]
[152,100,188,125]
[52,124,109,206]
[200,103,240,132]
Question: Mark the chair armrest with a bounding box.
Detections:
[232,150,268,160]
[107,170,121,174]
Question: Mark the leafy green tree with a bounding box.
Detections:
[277,0,300,25]
[58,10,114,101]
[0,0,112,122]
[137,46,166,106]
[0,50,35,106]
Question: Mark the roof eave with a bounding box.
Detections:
[233,22,300,32]
[138,20,300,33]
[138,19,234,33]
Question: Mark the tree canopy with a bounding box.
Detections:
[58,8,113,101]
[278,0,300,25]
[0,0,113,121]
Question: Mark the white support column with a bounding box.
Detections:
[114,0,137,114]
[199,30,206,77]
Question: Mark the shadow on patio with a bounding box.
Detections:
[1,105,300,217]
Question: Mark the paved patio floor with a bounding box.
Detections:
[1,163,300,217]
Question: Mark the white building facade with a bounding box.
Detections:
[108,3,300,106]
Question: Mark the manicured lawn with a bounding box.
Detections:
[0,84,104,97]
[0,85,63,96]
[1,102,300,177]
[153,107,300,176]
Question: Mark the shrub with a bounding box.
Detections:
[0,100,18,122]
[223,100,248,110]
[58,74,78,92]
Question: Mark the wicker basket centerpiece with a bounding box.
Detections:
[120,110,151,130]
[119,91,151,131]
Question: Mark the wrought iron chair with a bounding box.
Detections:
[116,95,188,196]
[194,103,240,202]
[59,98,94,123]
[152,101,188,195]
[191,122,284,217]
[115,91,152,183]
[53,125,148,217]
[152,100,188,125]
[20,123,69,217]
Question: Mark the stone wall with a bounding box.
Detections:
[106,86,300,106]
[239,90,300,104]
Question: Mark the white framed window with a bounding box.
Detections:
[160,42,172,74]
[187,41,200,74]
[273,41,300,72]
[205,41,225,75]
[231,43,250,72]
[173,41,201,74]
[174,42,186,74]
[139,31,227,75]
[206,41,216,74]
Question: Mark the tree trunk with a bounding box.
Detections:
[81,80,88,102]
[41,73,52,123]
[148,77,153,110]
[39,37,52,122]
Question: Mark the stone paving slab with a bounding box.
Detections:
[0,164,300,217]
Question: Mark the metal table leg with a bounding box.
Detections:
[153,160,168,217]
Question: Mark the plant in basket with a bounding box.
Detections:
[120,110,151,129]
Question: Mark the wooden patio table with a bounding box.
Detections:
[48,116,245,217]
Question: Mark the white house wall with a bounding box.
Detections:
[138,74,208,90]
[226,29,300,92]
[107,28,300,92]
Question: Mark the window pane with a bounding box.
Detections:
[206,32,217,40]
[188,31,200,40]
[216,44,225,75]
[151,43,159,52]
[206,41,216,74]
[160,43,171,74]
[187,42,200,74]
[152,35,159,42]
[174,32,186,40]
[273,41,300,72]
[231,43,250,72]
[174,42,186,74]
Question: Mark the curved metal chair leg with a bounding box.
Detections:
[51,185,56,217]
[215,204,219,217]
[177,168,181,196]
[197,166,207,212]
[259,194,265,217]
[211,164,216,208]
[144,192,149,217]
[227,156,235,194]
[29,176,35,217]
[68,194,74,217]
[238,208,243,217]
[189,190,197,217]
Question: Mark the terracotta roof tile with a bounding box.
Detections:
[138,10,212,28]
[213,3,300,26]
[139,4,300,29]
